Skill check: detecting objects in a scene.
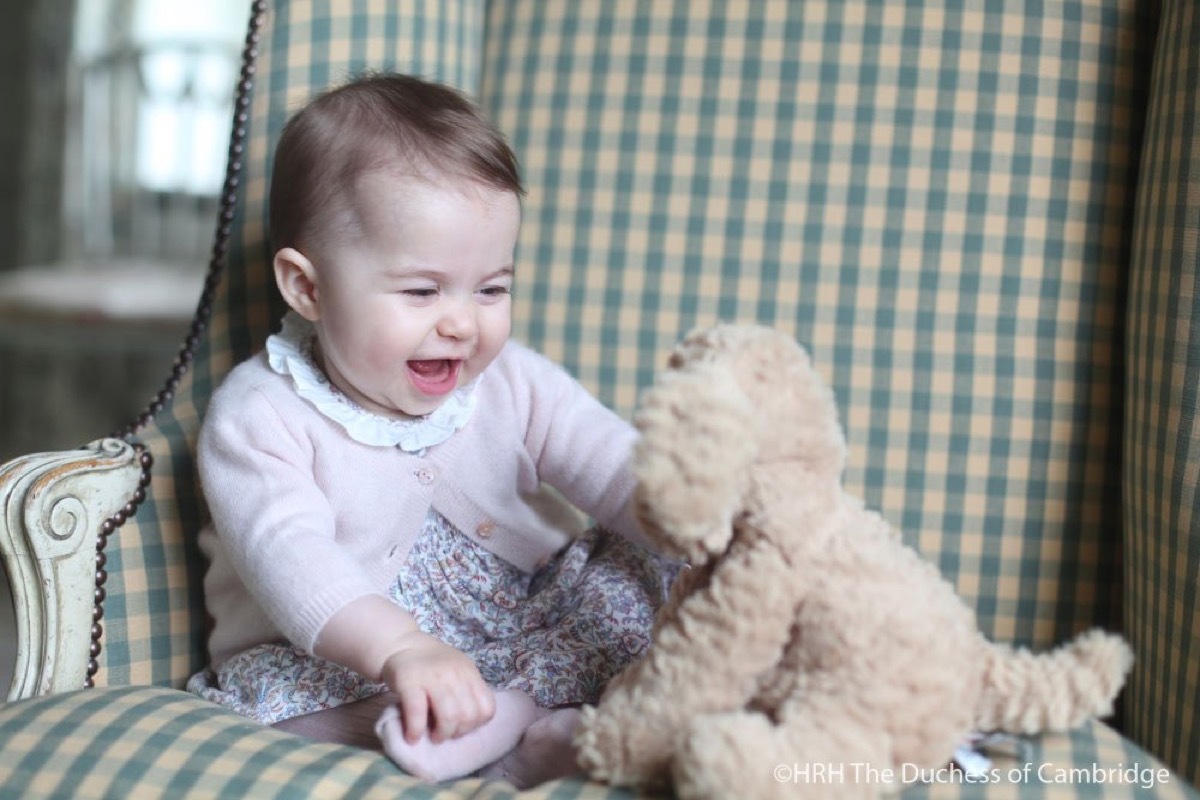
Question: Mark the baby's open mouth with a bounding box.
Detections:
[407,359,462,396]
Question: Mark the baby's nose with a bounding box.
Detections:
[436,297,477,339]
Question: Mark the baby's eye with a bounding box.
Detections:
[402,288,439,298]
[479,285,511,298]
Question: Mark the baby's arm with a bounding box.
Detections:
[314,594,495,743]
[514,347,652,549]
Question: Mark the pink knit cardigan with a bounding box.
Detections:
[197,339,645,667]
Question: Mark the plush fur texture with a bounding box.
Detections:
[574,324,1134,800]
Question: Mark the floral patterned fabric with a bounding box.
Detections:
[187,511,676,724]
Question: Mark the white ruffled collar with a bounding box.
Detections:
[266,312,478,452]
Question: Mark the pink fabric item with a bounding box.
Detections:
[374,689,544,781]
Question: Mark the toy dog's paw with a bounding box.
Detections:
[674,713,789,800]
[575,702,676,789]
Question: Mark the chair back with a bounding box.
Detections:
[1123,0,1200,779]
[100,0,1142,695]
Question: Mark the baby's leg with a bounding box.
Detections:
[477,706,584,789]
[375,688,545,782]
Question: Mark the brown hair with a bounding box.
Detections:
[268,72,523,256]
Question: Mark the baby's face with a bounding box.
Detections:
[309,172,520,418]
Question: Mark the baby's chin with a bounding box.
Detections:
[342,386,438,420]
[383,386,461,420]
[377,398,441,420]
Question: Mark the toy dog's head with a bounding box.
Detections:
[632,324,845,564]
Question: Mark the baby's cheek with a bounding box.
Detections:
[362,335,415,371]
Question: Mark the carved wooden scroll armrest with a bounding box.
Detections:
[0,439,142,700]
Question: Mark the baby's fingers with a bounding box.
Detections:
[473,681,497,725]
[397,686,430,744]
[428,689,462,743]
[431,678,493,741]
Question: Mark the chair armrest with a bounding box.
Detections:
[0,439,142,700]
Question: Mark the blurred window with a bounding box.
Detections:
[64,0,245,263]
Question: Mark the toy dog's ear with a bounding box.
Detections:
[633,360,761,563]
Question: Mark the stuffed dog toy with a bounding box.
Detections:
[574,324,1133,800]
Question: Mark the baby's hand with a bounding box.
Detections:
[380,631,496,743]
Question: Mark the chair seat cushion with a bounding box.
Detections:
[0,686,1193,799]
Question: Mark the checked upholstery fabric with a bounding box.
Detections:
[1,1,1196,798]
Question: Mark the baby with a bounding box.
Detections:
[187,72,674,787]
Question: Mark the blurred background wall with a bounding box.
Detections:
[1,0,67,274]
[0,0,246,462]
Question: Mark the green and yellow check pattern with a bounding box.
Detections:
[489,1,1140,648]
[1124,0,1200,787]
[1,0,1190,796]
[0,687,1193,799]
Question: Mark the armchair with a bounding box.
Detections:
[1,0,1197,798]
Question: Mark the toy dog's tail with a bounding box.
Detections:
[973,629,1134,734]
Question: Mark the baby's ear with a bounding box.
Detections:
[770,342,847,481]
[633,361,761,562]
[273,247,320,321]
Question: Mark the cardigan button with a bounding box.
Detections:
[414,468,436,486]
[476,520,496,538]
